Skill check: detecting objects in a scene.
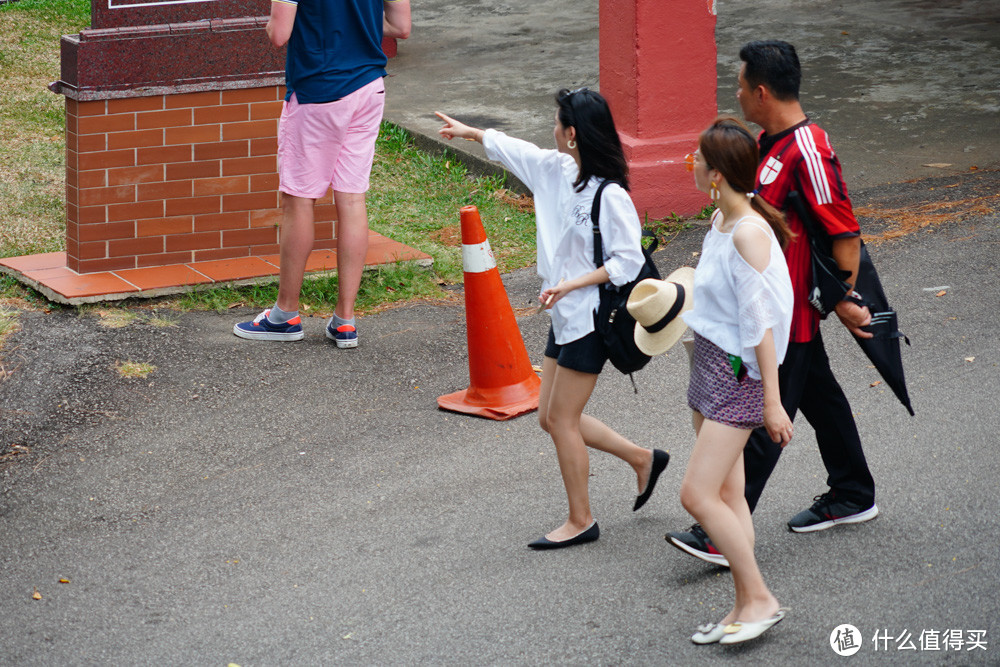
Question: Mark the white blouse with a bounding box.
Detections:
[482,129,645,344]
[682,210,794,380]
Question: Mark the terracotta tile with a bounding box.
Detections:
[366,234,395,250]
[113,264,213,290]
[365,234,431,263]
[259,249,340,272]
[304,249,339,272]
[34,270,141,299]
[0,252,67,273]
[187,256,278,282]
[22,266,77,281]
[2,234,429,303]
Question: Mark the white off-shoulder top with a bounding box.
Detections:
[682,210,794,379]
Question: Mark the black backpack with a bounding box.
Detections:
[591,179,662,381]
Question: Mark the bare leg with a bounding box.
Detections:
[275,193,317,312]
[537,357,599,542]
[579,415,654,492]
[332,190,369,321]
[692,409,753,547]
[680,419,778,625]
[722,451,755,550]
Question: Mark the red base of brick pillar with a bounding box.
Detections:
[600,0,717,219]
[620,132,707,220]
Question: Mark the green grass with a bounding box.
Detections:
[115,360,156,379]
[368,122,537,282]
[174,257,446,315]
[0,306,20,353]
[0,0,89,262]
[0,0,90,24]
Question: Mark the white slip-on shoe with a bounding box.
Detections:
[718,609,787,645]
[691,622,728,644]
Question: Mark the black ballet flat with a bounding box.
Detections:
[528,522,600,550]
[633,449,670,511]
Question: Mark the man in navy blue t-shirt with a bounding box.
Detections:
[235,0,411,346]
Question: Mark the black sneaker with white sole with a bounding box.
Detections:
[665,524,730,568]
[787,491,879,533]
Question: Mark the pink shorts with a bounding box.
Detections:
[277,77,385,198]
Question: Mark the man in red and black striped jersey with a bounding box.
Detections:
[667,41,879,566]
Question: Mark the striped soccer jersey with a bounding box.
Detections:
[756,120,860,343]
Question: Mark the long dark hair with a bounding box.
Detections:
[699,116,793,249]
[555,88,629,192]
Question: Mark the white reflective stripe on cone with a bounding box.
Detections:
[461,240,497,273]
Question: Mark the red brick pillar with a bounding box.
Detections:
[52,1,336,274]
[63,87,336,273]
[600,0,717,218]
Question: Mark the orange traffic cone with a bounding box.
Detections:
[437,206,540,420]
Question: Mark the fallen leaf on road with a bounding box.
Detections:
[59,578,70,584]
[32,589,41,600]
[870,380,882,387]
[936,290,947,297]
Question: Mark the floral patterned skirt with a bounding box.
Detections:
[687,333,764,430]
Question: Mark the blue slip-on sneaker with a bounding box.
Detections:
[233,309,304,341]
[326,318,358,348]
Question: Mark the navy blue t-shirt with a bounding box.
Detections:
[281,0,387,104]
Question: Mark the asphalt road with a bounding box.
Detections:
[2,169,998,664]
[2,0,1000,663]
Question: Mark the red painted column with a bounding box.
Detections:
[600,0,717,218]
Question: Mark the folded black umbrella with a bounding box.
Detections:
[851,243,915,416]
[789,190,852,318]
[790,186,914,416]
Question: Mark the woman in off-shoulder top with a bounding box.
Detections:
[679,117,795,645]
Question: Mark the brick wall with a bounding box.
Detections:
[64,85,336,274]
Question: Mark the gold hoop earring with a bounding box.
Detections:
[710,181,720,201]
[567,139,577,149]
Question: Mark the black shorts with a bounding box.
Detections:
[544,318,608,375]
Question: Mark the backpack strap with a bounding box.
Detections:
[591,179,616,269]
[592,178,658,278]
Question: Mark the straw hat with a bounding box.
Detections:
[627,267,695,356]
